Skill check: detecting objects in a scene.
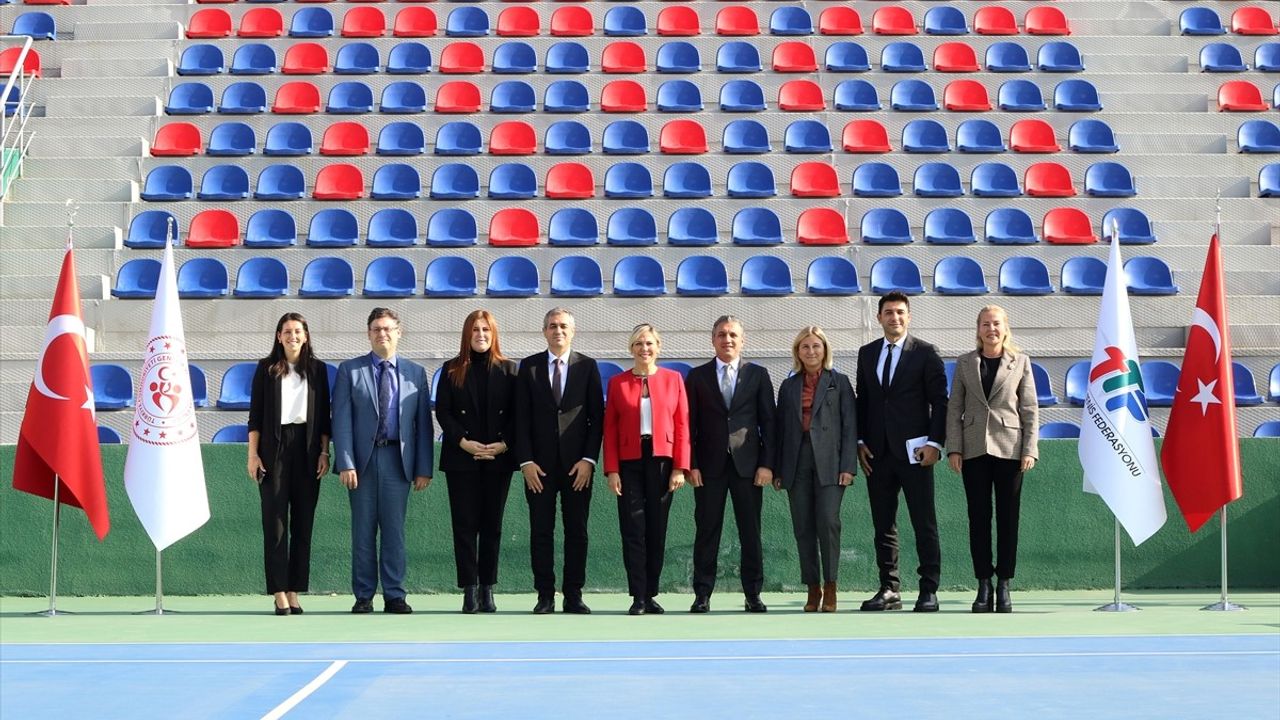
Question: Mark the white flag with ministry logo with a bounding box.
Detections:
[1078,230,1166,546]
[124,238,209,550]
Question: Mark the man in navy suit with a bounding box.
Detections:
[332,308,433,614]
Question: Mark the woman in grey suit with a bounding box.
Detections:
[774,326,857,613]
[946,305,1039,614]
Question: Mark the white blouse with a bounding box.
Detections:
[280,366,308,425]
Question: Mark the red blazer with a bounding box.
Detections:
[603,368,691,473]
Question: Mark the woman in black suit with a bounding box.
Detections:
[436,309,519,614]
[247,312,331,616]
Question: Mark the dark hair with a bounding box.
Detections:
[366,307,400,330]
[878,291,911,313]
[267,312,316,378]
[447,309,507,387]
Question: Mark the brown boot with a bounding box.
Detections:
[803,584,822,612]
[821,582,838,613]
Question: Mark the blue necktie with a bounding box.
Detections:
[376,360,392,441]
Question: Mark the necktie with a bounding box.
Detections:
[721,363,734,408]
[881,343,894,389]
[551,358,563,406]
[376,360,392,441]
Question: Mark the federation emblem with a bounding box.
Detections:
[1089,346,1148,421]
[132,335,197,446]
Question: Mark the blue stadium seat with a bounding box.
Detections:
[381,81,426,113]
[972,162,1022,197]
[386,41,431,74]
[612,256,666,297]
[216,363,256,410]
[986,42,1031,72]
[1270,363,1280,402]
[902,119,950,153]
[176,257,228,299]
[806,257,861,296]
[607,208,658,246]
[1256,43,1280,72]
[870,256,924,295]
[1201,43,1248,72]
[605,6,647,37]
[1054,79,1102,111]
[956,119,1006,153]
[425,257,477,298]
[307,208,359,247]
[89,365,132,410]
[488,163,537,199]
[890,80,937,111]
[548,208,598,246]
[998,80,1045,111]
[914,162,963,197]
[784,120,832,153]
[244,209,297,248]
[1064,361,1090,406]
[726,161,776,198]
[740,256,793,296]
[377,121,425,155]
[125,211,176,249]
[140,165,193,201]
[335,42,379,74]
[430,163,480,199]
[985,208,1039,244]
[207,121,255,156]
[544,80,590,112]
[1239,119,1280,153]
[1261,163,1280,197]
[999,256,1055,295]
[723,119,770,153]
[1124,257,1178,295]
[299,257,354,298]
[720,79,766,112]
[198,164,249,200]
[212,424,250,444]
[112,258,160,298]
[229,43,275,75]
[853,162,903,197]
[717,41,762,73]
[12,11,56,40]
[860,208,913,244]
[656,41,701,73]
[543,120,591,155]
[326,81,373,114]
[659,362,692,379]
[1254,421,1280,437]
[657,80,702,111]
[664,162,712,198]
[1031,362,1059,407]
[667,208,718,246]
[882,42,926,72]
[924,6,968,36]
[435,121,482,155]
[550,257,604,297]
[1068,119,1118,153]
[1141,361,1180,407]
[254,164,304,200]
[264,122,312,156]
[771,7,814,36]
[603,120,650,154]
[362,256,416,298]
[598,361,625,400]
[178,44,224,75]
[604,162,653,198]
[97,426,122,444]
[825,42,870,72]
[1039,422,1080,439]
[219,82,268,114]
[447,6,490,38]
[366,208,417,248]
[1085,162,1137,197]
[1102,208,1157,244]
[731,208,783,245]
[1233,362,1264,406]
[1061,256,1106,295]
[834,79,882,111]
[166,82,214,115]
[934,256,989,295]
[426,208,477,247]
[676,256,729,296]
[490,80,535,113]
[371,163,421,200]
[1180,8,1225,36]
[924,208,976,244]
[290,7,334,38]
[493,41,536,74]
[546,42,589,74]
[1038,41,1083,72]
[234,257,288,297]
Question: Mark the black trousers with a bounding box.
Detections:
[692,457,764,596]
[260,423,320,594]
[866,454,942,593]
[445,466,513,588]
[961,454,1024,580]
[616,440,673,599]
[525,460,592,597]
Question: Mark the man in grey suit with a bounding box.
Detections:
[332,308,433,614]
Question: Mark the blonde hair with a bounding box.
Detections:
[974,305,1021,354]
[791,326,834,372]
[628,323,662,350]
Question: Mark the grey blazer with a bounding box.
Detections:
[945,349,1039,462]
[331,354,435,481]
[774,369,858,489]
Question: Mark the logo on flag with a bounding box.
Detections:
[133,335,198,445]
[1090,346,1148,421]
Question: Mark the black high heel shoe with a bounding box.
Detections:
[274,604,290,616]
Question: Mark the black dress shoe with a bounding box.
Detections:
[461,585,479,614]
[913,591,940,613]
[532,595,555,614]
[384,597,413,614]
[643,598,665,614]
[562,595,592,614]
[351,598,374,614]
[689,595,710,614]
[860,587,903,612]
[995,579,1013,613]
[972,579,994,614]
[628,598,646,616]
[744,594,768,613]
[274,604,290,616]
[289,604,303,615]
[478,584,497,613]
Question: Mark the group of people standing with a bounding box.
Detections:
[245,293,1039,617]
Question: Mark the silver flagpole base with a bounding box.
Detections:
[29,608,75,617]
[1201,600,1246,612]
[1094,601,1140,612]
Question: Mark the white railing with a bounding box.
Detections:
[1,35,38,202]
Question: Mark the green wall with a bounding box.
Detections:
[1,441,1277,596]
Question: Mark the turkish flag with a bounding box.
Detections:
[11,246,110,540]
[1161,234,1243,533]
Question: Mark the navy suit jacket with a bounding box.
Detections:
[855,335,949,462]
[331,354,434,481]
[685,360,776,478]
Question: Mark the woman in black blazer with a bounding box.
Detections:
[436,309,519,614]
[247,312,331,616]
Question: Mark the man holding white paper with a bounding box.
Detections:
[855,292,949,612]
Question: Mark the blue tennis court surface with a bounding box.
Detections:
[3,635,1277,719]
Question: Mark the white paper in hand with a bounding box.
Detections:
[905,436,929,465]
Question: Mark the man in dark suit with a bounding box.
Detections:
[855,292,948,613]
[513,308,604,614]
[685,316,776,613]
[332,308,433,615]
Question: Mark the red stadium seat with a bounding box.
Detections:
[282,42,329,74]
[489,208,540,247]
[819,6,864,36]
[439,42,484,74]
[601,81,647,112]
[716,6,760,36]
[797,208,849,245]
[934,42,979,72]
[393,7,437,38]
[0,47,41,78]
[657,6,700,37]
[1009,119,1061,153]
[342,7,386,38]
[550,6,593,37]
[237,8,282,38]
[872,7,917,36]
[1218,80,1270,110]
[496,6,539,37]
[313,164,365,200]
[943,80,992,111]
[188,8,232,38]
[790,162,841,197]
[602,41,646,73]
[1232,7,1278,36]
[779,80,825,111]
[23,0,70,5]
[272,82,321,114]
[292,0,334,3]
[773,42,817,72]
[187,210,239,248]
[843,120,892,153]
[545,163,596,199]
[434,81,481,113]
[195,0,235,4]
[151,122,202,157]
[1025,162,1076,197]
[320,121,370,156]
[1043,208,1098,244]
[489,121,537,155]
[1025,6,1072,36]
[974,6,1019,36]
[659,120,708,154]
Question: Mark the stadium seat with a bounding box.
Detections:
[546,162,596,199]
[605,6,646,37]
[1124,256,1178,295]
[716,6,760,36]
[234,257,289,299]
[771,7,813,36]
[550,6,592,38]
[299,257,354,298]
[1218,81,1269,111]
[726,161,776,198]
[489,121,536,155]
[210,424,248,444]
[151,122,202,156]
[957,119,1006,153]
[446,6,489,38]
[0,46,40,78]
[723,119,770,152]
[198,164,249,200]
[166,82,214,115]
[935,256,989,295]
[207,121,255,156]
[903,119,950,153]
[924,208,976,244]
[1063,361,1091,406]
[1038,41,1083,72]
[307,208,358,247]
[657,80,702,111]
[342,6,385,38]
[254,164,304,200]
[882,42,926,72]
[546,42,589,74]
[1140,361,1180,406]
[178,44,224,75]
[335,42,379,74]
[189,8,232,39]
[806,257,860,295]
[272,81,321,114]
[177,257,229,299]
[664,162,711,198]
[774,42,818,72]
[424,257,477,298]
[873,6,917,36]
[548,208,598,246]
[546,120,592,155]
[495,6,535,38]
[1040,422,1080,439]
[853,162,903,197]
[425,208,477,247]
[603,41,646,73]
[612,256,666,297]
[264,121,312,155]
[785,120,832,153]
[985,208,1038,244]
[914,162,963,197]
[1233,362,1265,406]
[1232,6,1277,35]
[602,120,649,154]
[550,257,604,297]
[244,209,296,248]
[1260,163,1280,196]
[998,80,1045,111]
[843,119,891,152]
[604,162,652,198]
[975,6,1019,36]
[870,256,925,295]
[675,256,729,296]
[126,210,177,249]
[1061,256,1106,295]
[607,208,658,245]
[732,208,783,246]
[1102,208,1157,244]
[1026,6,1071,36]
[667,208,718,246]
[1239,119,1280,152]
[320,121,370,156]
[790,162,841,197]
[656,41,700,73]
[1082,161,1136,197]
[924,7,968,36]
[88,365,133,410]
[489,80,535,113]
[720,80,766,112]
[326,81,374,113]
[1055,79,1103,111]
[1007,119,1059,153]
[488,163,536,200]
[717,41,762,73]
[281,42,328,74]
[1025,162,1075,197]
[1255,421,1280,437]
[658,6,700,37]
[428,163,478,199]
[377,121,425,156]
[600,80,647,112]
[488,208,539,247]
[1271,364,1280,402]
[395,6,437,38]
[820,6,863,36]
[660,120,707,154]
[439,42,483,74]
[740,256,794,296]
[1256,43,1280,71]
[97,426,122,444]
[944,79,992,111]
[825,42,870,72]
[434,81,480,113]
[434,121,482,156]
[220,81,267,113]
[796,208,848,245]
[999,256,1054,295]
[112,259,160,299]
[1181,8,1226,36]
[362,257,415,298]
[1069,119,1119,152]
[934,42,979,72]
[140,165,193,201]
[1201,43,1248,72]
[313,163,364,200]
[890,79,938,110]
[986,41,1031,72]
[1043,207,1098,244]
[371,163,421,200]
[386,41,431,74]
[187,209,239,248]
[861,208,912,244]
[290,7,334,39]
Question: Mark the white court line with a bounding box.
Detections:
[259,660,346,720]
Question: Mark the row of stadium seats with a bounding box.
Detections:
[1200,42,1280,72]
[1179,6,1278,37]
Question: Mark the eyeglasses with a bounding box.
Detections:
[369,325,399,335]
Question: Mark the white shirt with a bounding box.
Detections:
[279,366,308,425]
[547,350,570,398]
[639,394,653,436]
[715,357,740,397]
[875,338,903,386]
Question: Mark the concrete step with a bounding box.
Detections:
[4,178,136,203]
[0,274,108,301]
[45,95,161,118]
[72,21,183,42]
[26,135,147,159]
[0,226,121,249]
[60,57,171,79]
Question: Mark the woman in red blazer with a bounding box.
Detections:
[604,323,690,615]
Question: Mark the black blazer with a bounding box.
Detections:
[685,360,776,478]
[855,335,949,462]
[247,357,332,469]
[435,356,519,474]
[512,351,604,476]
[775,369,858,489]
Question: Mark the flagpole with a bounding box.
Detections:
[33,478,62,617]
[155,550,165,615]
[1202,507,1245,611]
[1095,519,1138,612]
